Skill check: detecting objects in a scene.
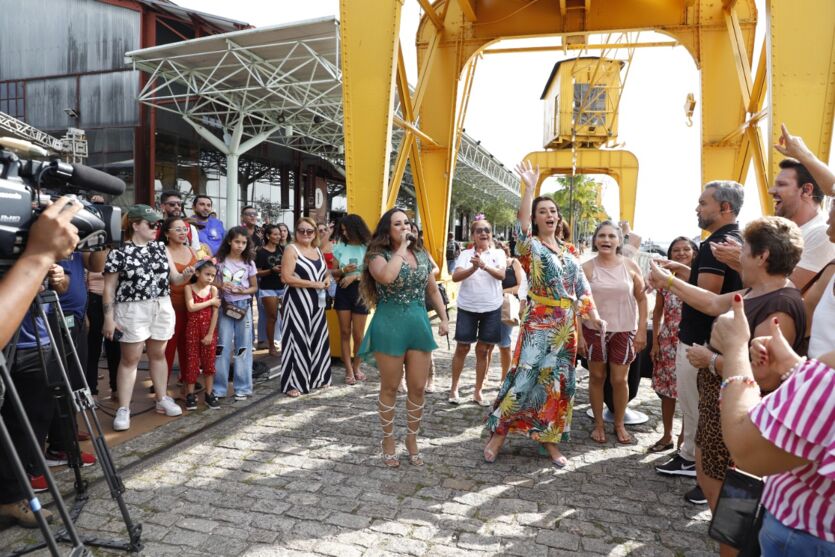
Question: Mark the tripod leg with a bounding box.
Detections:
[46,293,143,552]
[0,353,86,555]
[0,415,61,556]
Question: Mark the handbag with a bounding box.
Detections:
[221,300,247,321]
[425,282,450,311]
[708,468,764,553]
[501,293,520,326]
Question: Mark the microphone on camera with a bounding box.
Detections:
[68,163,126,196]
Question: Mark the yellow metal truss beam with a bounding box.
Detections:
[339,0,402,227]
[767,0,835,181]
[522,149,639,227]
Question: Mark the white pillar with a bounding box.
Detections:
[226,152,239,224]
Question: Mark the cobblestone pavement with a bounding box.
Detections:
[0,325,718,556]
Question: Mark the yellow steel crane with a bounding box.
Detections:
[340,0,835,272]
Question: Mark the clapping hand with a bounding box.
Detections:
[709,238,741,269]
[647,261,672,290]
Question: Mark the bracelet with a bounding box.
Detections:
[780,356,807,382]
[666,274,674,290]
[718,375,758,403]
[709,352,720,376]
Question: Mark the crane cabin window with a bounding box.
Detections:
[573,83,606,127]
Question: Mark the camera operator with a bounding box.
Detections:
[0,197,82,528]
[41,249,107,469]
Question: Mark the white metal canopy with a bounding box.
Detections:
[126,16,518,218]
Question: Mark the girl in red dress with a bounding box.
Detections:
[184,259,220,410]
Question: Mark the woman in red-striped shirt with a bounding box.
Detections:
[711,296,835,556]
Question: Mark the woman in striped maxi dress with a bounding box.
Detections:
[279,217,332,396]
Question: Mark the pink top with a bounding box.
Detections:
[749,359,835,542]
[587,258,637,332]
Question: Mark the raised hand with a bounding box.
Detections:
[710,294,750,354]
[774,123,812,159]
[515,160,541,192]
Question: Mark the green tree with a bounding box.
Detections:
[550,175,610,242]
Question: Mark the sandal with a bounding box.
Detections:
[648,439,674,453]
[286,389,301,398]
[615,426,634,445]
[590,427,607,444]
[345,374,357,386]
[483,434,498,463]
[354,369,367,382]
[378,398,400,468]
[405,397,425,466]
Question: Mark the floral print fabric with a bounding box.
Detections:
[486,221,595,442]
[651,290,682,398]
[103,241,170,303]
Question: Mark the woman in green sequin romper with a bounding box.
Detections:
[358,208,450,468]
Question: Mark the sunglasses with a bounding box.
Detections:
[146,221,161,230]
[474,227,492,234]
[170,227,189,233]
[298,228,316,235]
[243,212,257,217]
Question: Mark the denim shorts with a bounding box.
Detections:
[499,322,514,349]
[454,306,502,345]
[759,510,835,556]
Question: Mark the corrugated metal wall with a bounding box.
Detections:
[0,0,140,80]
[80,71,139,127]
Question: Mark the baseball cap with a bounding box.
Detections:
[127,204,163,223]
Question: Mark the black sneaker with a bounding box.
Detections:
[655,454,697,477]
[685,485,707,505]
[185,394,198,411]
[205,393,220,410]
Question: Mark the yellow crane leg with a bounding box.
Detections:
[521,149,639,227]
[339,0,402,225]
[698,23,753,188]
[767,0,835,180]
[416,43,466,272]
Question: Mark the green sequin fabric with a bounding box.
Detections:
[373,249,431,304]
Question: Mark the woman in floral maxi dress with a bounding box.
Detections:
[484,161,607,467]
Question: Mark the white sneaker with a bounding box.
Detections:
[155,396,183,417]
[113,407,130,431]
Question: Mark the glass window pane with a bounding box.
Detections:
[0,83,6,98]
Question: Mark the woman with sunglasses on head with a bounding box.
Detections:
[160,216,198,391]
[483,162,606,467]
[332,214,373,384]
[358,208,450,467]
[449,217,507,406]
[280,217,333,397]
[102,205,196,431]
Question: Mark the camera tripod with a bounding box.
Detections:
[0,290,142,556]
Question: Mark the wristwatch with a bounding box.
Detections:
[708,352,719,376]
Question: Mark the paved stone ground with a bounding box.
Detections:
[0,322,718,556]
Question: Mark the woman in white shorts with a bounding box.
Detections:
[102,204,195,431]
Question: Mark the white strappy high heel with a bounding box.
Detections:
[378,397,400,468]
[405,397,425,466]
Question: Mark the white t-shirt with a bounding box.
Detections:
[454,247,506,312]
[797,211,835,273]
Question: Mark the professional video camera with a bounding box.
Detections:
[0,137,126,261]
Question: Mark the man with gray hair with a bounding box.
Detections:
[655,181,744,507]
